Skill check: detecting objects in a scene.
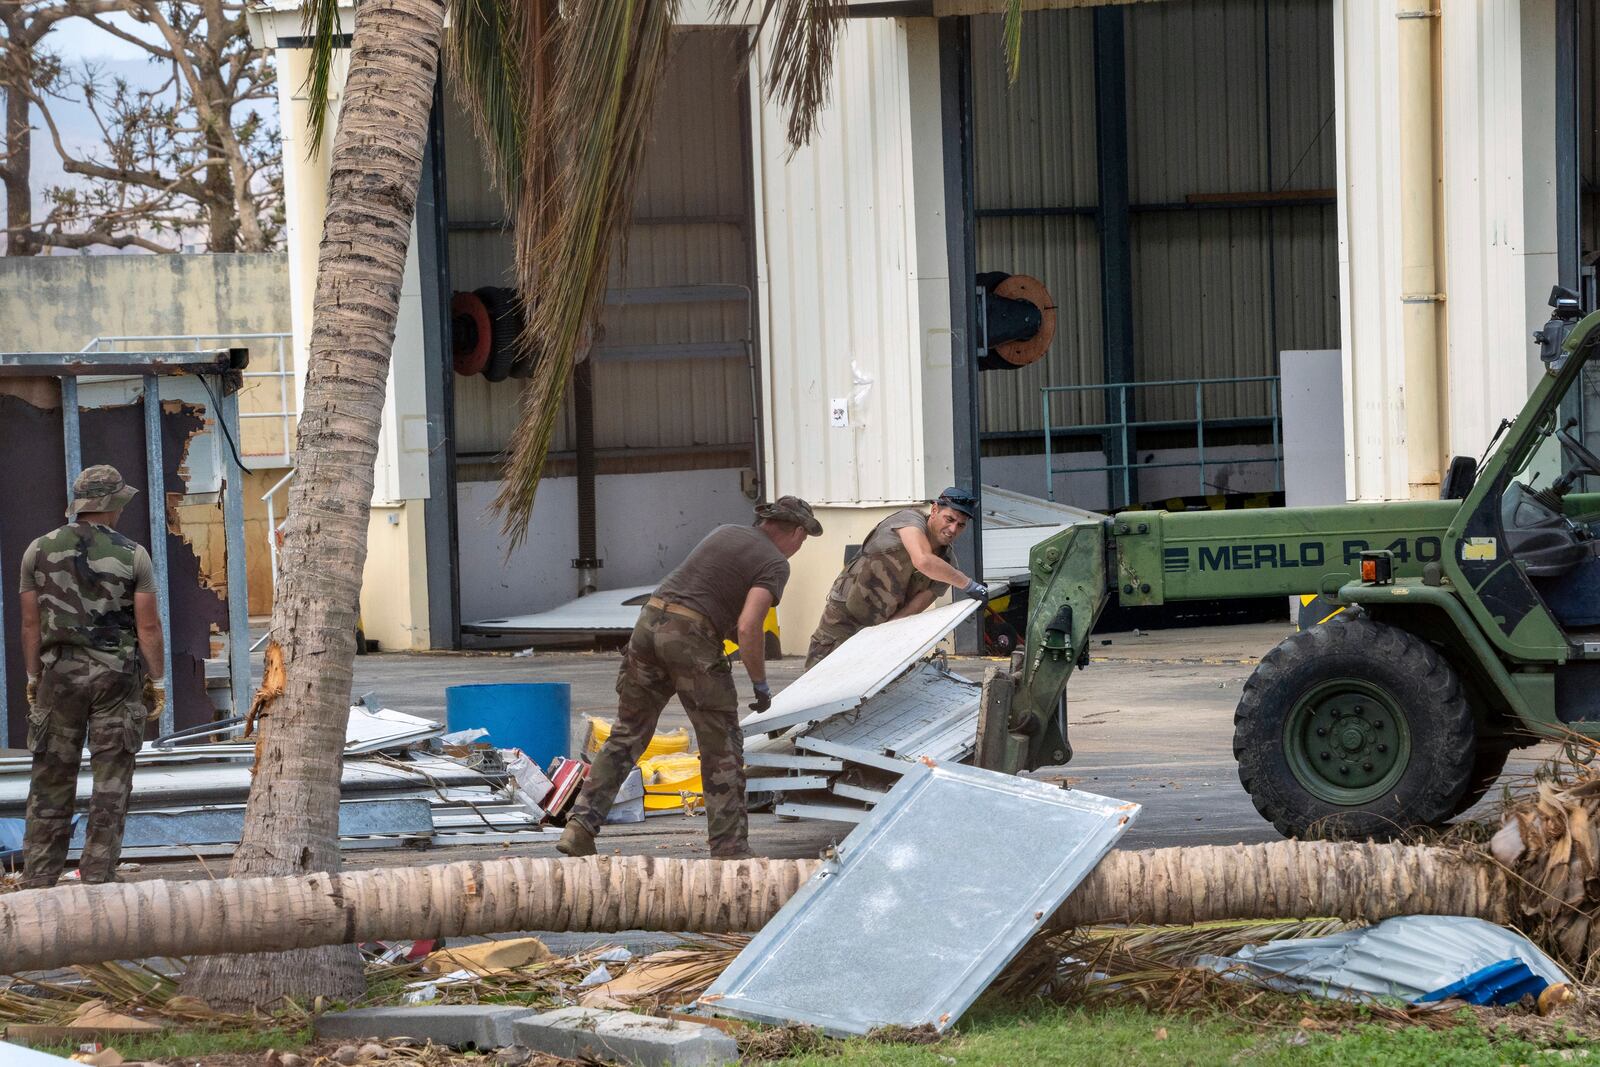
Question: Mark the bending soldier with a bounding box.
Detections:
[805,486,992,669]
[18,465,166,888]
[559,496,821,860]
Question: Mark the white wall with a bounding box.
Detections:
[1334,0,1559,501]
[751,18,955,508]
[456,469,755,622]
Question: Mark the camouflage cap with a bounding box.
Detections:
[69,464,138,518]
[755,495,823,537]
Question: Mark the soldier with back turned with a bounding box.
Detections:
[17,465,166,888]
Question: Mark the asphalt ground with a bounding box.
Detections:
[117,618,1548,888]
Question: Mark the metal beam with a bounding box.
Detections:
[61,376,81,502]
[142,376,175,734]
[941,15,983,653]
[1093,5,1136,509]
[1557,0,1581,295]
[220,382,252,716]
[418,84,461,650]
[0,348,245,378]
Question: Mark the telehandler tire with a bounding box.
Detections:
[1234,615,1475,841]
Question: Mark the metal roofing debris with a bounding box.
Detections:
[771,801,871,824]
[802,661,978,763]
[740,600,979,737]
[67,797,434,850]
[792,737,914,776]
[465,586,654,635]
[743,752,844,772]
[980,485,1105,529]
[1197,915,1571,1006]
[702,760,1138,1035]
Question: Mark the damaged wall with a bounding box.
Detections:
[0,393,228,748]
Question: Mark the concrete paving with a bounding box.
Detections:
[124,619,1542,888]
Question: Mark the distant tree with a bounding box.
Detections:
[1,0,282,255]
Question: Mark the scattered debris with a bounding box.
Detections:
[420,938,553,979]
[1197,915,1571,1006]
[699,758,1137,1035]
[734,602,986,823]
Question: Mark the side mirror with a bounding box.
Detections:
[1534,286,1585,367]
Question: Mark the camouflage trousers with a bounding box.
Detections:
[569,605,748,858]
[21,647,145,888]
[804,601,865,670]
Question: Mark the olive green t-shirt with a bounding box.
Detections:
[654,524,790,638]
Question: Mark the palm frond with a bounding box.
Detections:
[492,0,681,544]
[716,0,848,151]
[298,0,343,157]
[443,0,539,214]
[1004,0,1024,83]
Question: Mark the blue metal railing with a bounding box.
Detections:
[1041,375,1283,504]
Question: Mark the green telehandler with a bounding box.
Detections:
[981,287,1600,840]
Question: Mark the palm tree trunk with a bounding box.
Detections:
[2,844,1512,975]
[178,0,445,1008]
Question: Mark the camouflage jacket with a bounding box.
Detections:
[21,522,150,671]
[823,508,955,628]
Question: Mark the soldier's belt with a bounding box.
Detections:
[645,597,714,630]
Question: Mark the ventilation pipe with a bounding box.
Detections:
[1397,0,1445,499]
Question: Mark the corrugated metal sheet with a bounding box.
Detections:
[446,29,756,461]
[753,18,950,506]
[973,0,1337,436]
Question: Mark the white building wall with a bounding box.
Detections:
[751,17,955,508]
[1335,0,1558,502]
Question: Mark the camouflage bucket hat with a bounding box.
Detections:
[755,495,823,537]
[69,464,138,518]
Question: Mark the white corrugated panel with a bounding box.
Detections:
[1440,0,1557,459]
[446,29,756,461]
[1334,0,1406,501]
[752,18,952,506]
[1336,0,1555,501]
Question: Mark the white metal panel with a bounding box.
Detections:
[466,585,652,632]
[740,600,980,735]
[1440,0,1558,462]
[1334,0,1406,501]
[1337,0,1558,500]
[752,18,946,506]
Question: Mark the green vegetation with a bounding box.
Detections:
[32,1024,309,1063]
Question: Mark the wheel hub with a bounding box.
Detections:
[1284,682,1410,804]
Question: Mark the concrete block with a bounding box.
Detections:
[512,1006,739,1067]
[314,1004,532,1049]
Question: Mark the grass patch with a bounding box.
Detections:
[769,1002,1600,1067]
[30,1024,309,1063]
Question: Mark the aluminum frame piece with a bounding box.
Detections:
[465,586,653,635]
[701,761,1138,1036]
[67,797,434,849]
[803,661,979,762]
[740,600,980,736]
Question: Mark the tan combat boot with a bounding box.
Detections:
[557,821,597,858]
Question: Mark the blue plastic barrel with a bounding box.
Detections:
[445,682,571,767]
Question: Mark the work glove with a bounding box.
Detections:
[962,580,994,601]
[748,680,773,714]
[143,677,166,723]
[25,673,37,709]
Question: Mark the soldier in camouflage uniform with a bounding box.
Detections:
[805,486,993,669]
[17,465,166,888]
[560,497,821,860]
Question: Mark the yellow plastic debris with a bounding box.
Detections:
[583,717,690,761]
[420,936,553,977]
[639,752,703,812]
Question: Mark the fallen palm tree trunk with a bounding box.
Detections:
[0,842,1512,976]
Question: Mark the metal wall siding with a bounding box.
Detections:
[973,0,1337,438]
[446,29,756,461]
[755,19,934,506]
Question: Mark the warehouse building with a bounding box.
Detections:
[248,0,1586,652]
